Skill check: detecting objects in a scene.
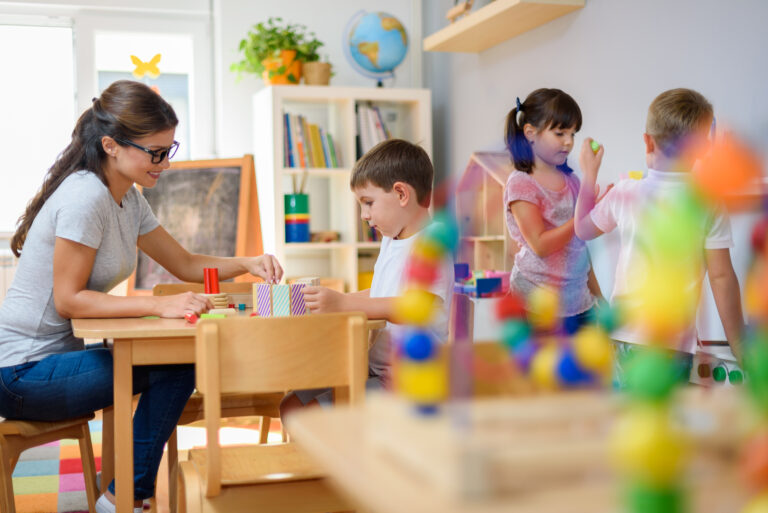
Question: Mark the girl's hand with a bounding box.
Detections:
[579,138,604,181]
[156,292,212,318]
[302,286,347,314]
[244,254,284,284]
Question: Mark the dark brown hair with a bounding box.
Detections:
[350,139,433,206]
[646,88,713,157]
[504,88,582,174]
[11,80,178,257]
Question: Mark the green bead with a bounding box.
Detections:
[594,301,621,332]
[424,212,460,253]
[729,369,744,385]
[141,315,160,319]
[625,483,685,513]
[500,319,531,350]
[745,332,768,412]
[200,313,226,319]
[625,349,679,402]
[590,140,601,153]
[712,366,727,382]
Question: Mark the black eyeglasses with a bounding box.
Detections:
[114,138,179,164]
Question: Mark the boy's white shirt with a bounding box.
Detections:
[589,168,733,354]
[367,232,454,378]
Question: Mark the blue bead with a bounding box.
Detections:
[513,339,537,371]
[403,331,435,361]
[557,349,595,385]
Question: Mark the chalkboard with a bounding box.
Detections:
[126,156,262,295]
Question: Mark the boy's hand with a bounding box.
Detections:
[302,286,347,314]
[579,138,604,181]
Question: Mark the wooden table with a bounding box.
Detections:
[71,312,385,513]
[286,392,746,513]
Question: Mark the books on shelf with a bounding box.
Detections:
[282,111,342,169]
[358,218,380,243]
[355,102,395,158]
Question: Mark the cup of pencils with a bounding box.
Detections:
[285,193,310,242]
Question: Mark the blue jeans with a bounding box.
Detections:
[0,348,194,500]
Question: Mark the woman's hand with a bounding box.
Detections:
[302,286,347,314]
[579,137,604,181]
[156,292,212,318]
[243,254,284,284]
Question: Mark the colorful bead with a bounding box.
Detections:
[398,360,448,404]
[572,325,613,375]
[530,343,561,390]
[526,287,559,331]
[402,330,435,361]
[394,289,438,326]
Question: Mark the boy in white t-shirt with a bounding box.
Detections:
[574,88,744,384]
[280,139,453,414]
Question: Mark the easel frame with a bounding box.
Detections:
[126,155,262,296]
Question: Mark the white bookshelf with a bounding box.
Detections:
[253,85,432,291]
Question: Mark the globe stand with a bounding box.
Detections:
[377,80,384,88]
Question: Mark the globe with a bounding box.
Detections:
[344,11,408,84]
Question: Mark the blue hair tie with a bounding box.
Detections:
[515,97,524,126]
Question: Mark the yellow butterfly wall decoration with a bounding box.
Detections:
[131,54,162,79]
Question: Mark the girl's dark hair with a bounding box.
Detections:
[504,88,582,174]
[11,80,178,257]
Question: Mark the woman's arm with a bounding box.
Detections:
[52,237,210,319]
[137,226,283,284]
[509,200,575,258]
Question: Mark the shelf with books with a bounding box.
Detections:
[254,85,431,292]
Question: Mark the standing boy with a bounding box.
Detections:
[574,88,743,383]
[281,139,454,414]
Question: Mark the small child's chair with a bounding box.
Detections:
[152,282,285,513]
[178,312,367,513]
[0,415,98,513]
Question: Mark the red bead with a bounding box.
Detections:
[495,293,527,320]
[184,312,198,324]
[405,255,439,285]
[250,312,259,317]
[751,217,768,253]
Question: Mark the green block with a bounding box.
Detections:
[142,315,160,319]
[200,313,226,319]
[590,140,601,153]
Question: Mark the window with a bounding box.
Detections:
[0,19,75,233]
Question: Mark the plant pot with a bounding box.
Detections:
[261,49,302,85]
[302,62,332,86]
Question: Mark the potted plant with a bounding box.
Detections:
[300,37,332,86]
[231,17,327,85]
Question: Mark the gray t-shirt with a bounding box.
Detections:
[0,171,159,367]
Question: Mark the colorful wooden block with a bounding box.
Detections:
[272,284,291,317]
[255,283,272,317]
[290,283,307,315]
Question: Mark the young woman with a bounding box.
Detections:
[0,80,282,512]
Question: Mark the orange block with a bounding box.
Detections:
[692,133,762,209]
[15,492,58,513]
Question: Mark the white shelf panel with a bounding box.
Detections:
[282,167,352,178]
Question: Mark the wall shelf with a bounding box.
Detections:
[423,0,585,53]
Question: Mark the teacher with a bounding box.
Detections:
[0,80,282,513]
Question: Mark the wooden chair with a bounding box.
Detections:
[178,312,367,513]
[0,415,98,513]
[153,282,284,513]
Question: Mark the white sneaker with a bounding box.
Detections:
[95,494,143,513]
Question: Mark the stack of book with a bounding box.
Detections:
[283,112,342,168]
[358,219,380,243]
[356,103,391,158]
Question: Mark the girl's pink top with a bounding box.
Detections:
[503,170,594,317]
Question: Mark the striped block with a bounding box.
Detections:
[290,283,307,315]
[255,283,272,317]
[272,284,290,317]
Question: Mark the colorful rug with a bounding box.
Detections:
[12,420,101,513]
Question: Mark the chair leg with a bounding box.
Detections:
[0,436,17,513]
[78,423,99,513]
[101,406,115,494]
[177,461,201,513]
[168,428,179,513]
[258,416,271,444]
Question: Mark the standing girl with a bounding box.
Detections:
[0,80,282,513]
[503,88,604,331]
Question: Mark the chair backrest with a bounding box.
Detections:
[153,281,254,296]
[195,312,368,496]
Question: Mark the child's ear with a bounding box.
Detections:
[643,133,655,154]
[392,181,410,206]
[523,123,537,143]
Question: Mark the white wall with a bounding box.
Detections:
[423,0,768,341]
[213,0,421,158]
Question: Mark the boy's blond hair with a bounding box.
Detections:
[646,88,713,157]
[350,139,433,206]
